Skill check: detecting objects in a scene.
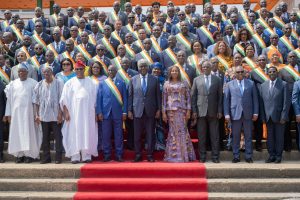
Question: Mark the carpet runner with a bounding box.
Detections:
[74,162,208,200]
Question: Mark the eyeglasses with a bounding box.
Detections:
[75,68,84,71]
[35,48,43,50]
[96,48,105,51]
[178,14,185,16]
[62,63,71,66]
[236,71,244,74]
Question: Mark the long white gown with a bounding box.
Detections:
[5,78,42,158]
[60,77,98,158]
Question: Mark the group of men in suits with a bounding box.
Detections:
[0,0,300,163]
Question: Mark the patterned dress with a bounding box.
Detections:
[163,81,196,162]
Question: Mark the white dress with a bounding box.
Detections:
[5,78,42,158]
[60,77,98,158]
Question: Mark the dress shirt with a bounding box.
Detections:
[140,73,148,87]
[204,74,211,88]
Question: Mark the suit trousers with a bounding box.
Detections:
[297,123,300,150]
[231,115,253,159]
[284,107,298,151]
[97,121,103,151]
[102,113,124,157]
[134,112,155,156]
[266,119,285,160]
[0,121,3,153]
[197,116,219,159]
[41,121,62,160]
[254,119,263,147]
[125,118,134,149]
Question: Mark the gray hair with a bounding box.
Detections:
[137,59,149,69]
[201,59,212,67]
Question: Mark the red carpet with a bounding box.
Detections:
[74,162,208,200]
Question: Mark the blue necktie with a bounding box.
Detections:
[142,76,147,95]
[239,80,243,95]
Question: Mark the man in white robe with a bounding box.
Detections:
[5,63,41,163]
[60,60,98,164]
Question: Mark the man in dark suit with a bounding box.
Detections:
[224,66,259,163]
[0,80,6,163]
[151,26,169,52]
[38,50,61,81]
[88,44,111,68]
[134,5,147,22]
[191,60,223,163]
[279,24,298,51]
[112,20,127,44]
[97,25,120,59]
[97,65,127,162]
[134,39,160,70]
[26,7,48,33]
[66,7,78,28]
[124,33,142,55]
[0,54,11,80]
[53,16,70,40]
[14,35,35,64]
[32,21,52,45]
[161,35,181,74]
[90,21,103,42]
[128,59,161,162]
[252,24,270,55]
[108,1,128,26]
[238,0,259,25]
[260,66,289,163]
[78,31,96,58]
[197,14,218,49]
[278,52,300,152]
[1,32,20,62]
[50,28,66,55]
[223,24,236,51]
[290,12,300,36]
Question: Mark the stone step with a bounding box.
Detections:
[0,192,74,200]
[208,178,300,193]
[0,179,77,192]
[205,162,300,178]
[209,193,300,200]
[1,162,300,179]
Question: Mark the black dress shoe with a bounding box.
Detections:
[15,156,24,163]
[83,159,92,163]
[0,153,5,163]
[103,156,112,162]
[199,159,206,163]
[24,157,33,163]
[212,158,220,163]
[232,158,240,163]
[245,158,253,163]
[133,155,142,162]
[265,157,276,163]
[40,159,51,164]
[274,159,281,164]
[147,156,155,162]
[71,160,80,164]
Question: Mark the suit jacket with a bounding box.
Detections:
[38,61,61,81]
[26,17,48,33]
[251,33,270,55]
[224,79,259,120]
[278,67,300,97]
[97,37,120,59]
[129,43,142,54]
[182,63,196,85]
[51,41,66,55]
[108,11,128,26]
[88,55,111,67]
[171,22,193,35]
[0,81,6,118]
[77,42,96,57]
[191,74,223,117]
[292,80,300,116]
[212,70,225,86]
[5,41,20,59]
[262,45,288,63]
[58,50,78,63]
[263,27,284,38]
[90,32,103,42]
[48,13,65,28]
[29,55,46,66]
[161,47,181,73]
[14,45,35,63]
[0,20,12,32]
[128,74,161,118]
[32,32,52,45]
[156,36,169,51]
[134,49,160,68]
[260,79,289,123]
[290,21,300,36]
[223,35,236,51]
[278,35,298,50]
[116,68,138,88]
[196,25,218,49]
[135,14,147,22]
[237,10,258,25]
[67,17,78,28]
[96,77,128,119]
[1,66,11,79]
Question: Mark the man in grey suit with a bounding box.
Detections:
[260,66,289,163]
[224,66,259,163]
[128,59,161,162]
[108,1,128,26]
[191,60,223,163]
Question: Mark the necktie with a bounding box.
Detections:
[56,42,60,52]
[142,76,147,95]
[239,80,243,95]
[205,76,210,91]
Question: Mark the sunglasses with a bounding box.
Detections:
[75,68,84,71]
[96,49,105,51]
[236,71,244,74]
